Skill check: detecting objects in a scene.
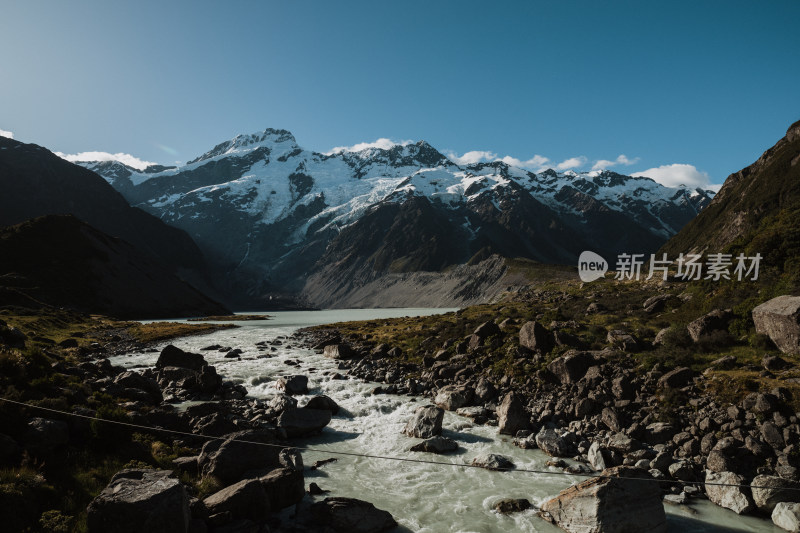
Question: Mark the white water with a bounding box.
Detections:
[110,309,781,533]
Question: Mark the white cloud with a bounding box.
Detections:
[591,154,640,171]
[632,163,711,189]
[55,151,156,171]
[325,138,413,154]
[706,183,723,193]
[556,156,588,171]
[498,154,550,170]
[0,129,13,139]
[446,150,497,165]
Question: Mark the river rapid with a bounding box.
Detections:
[109,309,781,533]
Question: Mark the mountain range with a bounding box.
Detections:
[80,129,714,307]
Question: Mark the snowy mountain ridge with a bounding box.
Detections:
[79,128,714,307]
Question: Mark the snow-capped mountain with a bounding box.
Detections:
[80,128,714,306]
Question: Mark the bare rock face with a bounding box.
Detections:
[519,321,553,353]
[539,466,666,533]
[751,475,800,513]
[705,470,755,514]
[86,469,189,533]
[402,405,444,438]
[310,497,397,533]
[772,502,800,532]
[497,391,529,435]
[258,467,305,510]
[753,296,800,354]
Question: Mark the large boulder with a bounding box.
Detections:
[259,467,305,509]
[310,497,397,533]
[277,375,309,395]
[519,321,553,353]
[539,466,666,533]
[687,309,733,342]
[323,344,357,360]
[657,367,694,389]
[752,475,800,513]
[402,405,443,438]
[587,441,610,471]
[24,417,69,457]
[303,395,340,414]
[547,351,596,384]
[772,502,800,532]
[199,430,284,484]
[204,478,269,523]
[497,392,529,435]
[277,408,332,438]
[471,453,515,471]
[535,427,573,457]
[409,436,458,454]
[753,296,800,354]
[86,469,189,533]
[114,370,163,403]
[434,385,472,411]
[156,345,207,372]
[705,470,755,514]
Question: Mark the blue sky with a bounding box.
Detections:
[1,0,798,189]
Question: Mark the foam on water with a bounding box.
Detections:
[109,310,781,533]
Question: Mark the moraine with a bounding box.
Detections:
[109,309,779,533]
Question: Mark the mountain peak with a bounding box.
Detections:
[187,128,297,165]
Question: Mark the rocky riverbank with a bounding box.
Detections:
[294,289,800,531]
[0,312,398,533]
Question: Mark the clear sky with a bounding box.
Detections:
[1,0,798,188]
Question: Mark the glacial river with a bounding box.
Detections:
[109,309,780,533]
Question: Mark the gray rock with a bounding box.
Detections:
[472,453,515,471]
[587,441,609,471]
[156,345,207,372]
[753,296,800,354]
[277,375,308,395]
[494,498,532,514]
[540,466,666,533]
[303,395,340,414]
[657,367,694,389]
[434,385,472,411]
[668,460,696,481]
[114,371,162,403]
[204,478,269,523]
[474,377,497,403]
[277,408,332,437]
[664,493,689,505]
[310,497,397,533]
[259,467,305,510]
[497,392,529,436]
[87,469,189,533]
[705,470,755,514]
[772,502,800,532]
[24,417,68,457]
[402,405,444,438]
[535,427,573,457]
[752,475,800,513]
[519,321,553,353]
[547,350,596,384]
[687,309,733,342]
[199,430,283,485]
[323,344,357,359]
[410,436,458,454]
